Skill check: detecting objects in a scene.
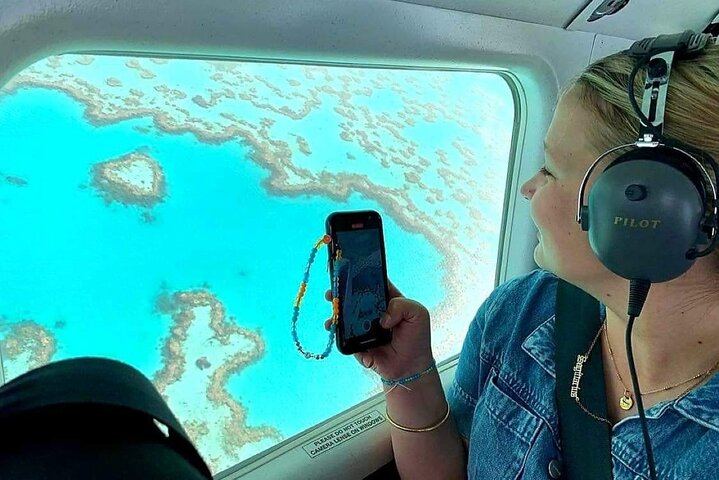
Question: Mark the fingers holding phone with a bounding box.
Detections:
[321,208,433,380]
[333,294,433,380]
[323,292,433,379]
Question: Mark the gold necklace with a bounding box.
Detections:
[569,319,719,428]
[570,319,612,425]
[603,320,719,411]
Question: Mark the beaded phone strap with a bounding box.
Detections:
[291,234,341,359]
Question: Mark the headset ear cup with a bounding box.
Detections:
[587,156,704,283]
[580,206,590,231]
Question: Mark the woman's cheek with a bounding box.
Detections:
[530,188,553,232]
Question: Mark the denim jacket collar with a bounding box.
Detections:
[521,313,557,380]
[521,303,719,433]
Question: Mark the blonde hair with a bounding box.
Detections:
[565,42,719,162]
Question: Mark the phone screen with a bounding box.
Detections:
[326,210,392,353]
[334,228,388,341]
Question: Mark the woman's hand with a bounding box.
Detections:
[324,281,434,380]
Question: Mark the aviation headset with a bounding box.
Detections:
[575,30,718,480]
[577,30,719,289]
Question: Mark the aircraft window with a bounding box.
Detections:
[0,54,515,474]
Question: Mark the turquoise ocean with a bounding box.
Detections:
[0,57,512,473]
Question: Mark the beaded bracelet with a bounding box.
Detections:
[380,359,437,394]
[291,234,341,360]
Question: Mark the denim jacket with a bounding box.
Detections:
[447,268,719,479]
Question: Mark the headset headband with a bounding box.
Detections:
[628,31,711,140]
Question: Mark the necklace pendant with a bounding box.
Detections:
[619,393,634,411]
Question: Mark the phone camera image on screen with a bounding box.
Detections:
[335,228,387,341]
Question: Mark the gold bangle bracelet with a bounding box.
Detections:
[385,400,451,433]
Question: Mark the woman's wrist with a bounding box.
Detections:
[383,369,448,428]
[378,353,435,381]
[380,358,437,393]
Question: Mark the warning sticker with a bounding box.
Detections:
[302,410,386,458]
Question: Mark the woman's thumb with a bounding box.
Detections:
[380,298,409,329]
[380,297,429,329]
[380,312,393,329]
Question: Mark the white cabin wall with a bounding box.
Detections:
[388,0,593,28]
[568,0,719,39]
[1,0,593,92]
[590,34,634,63]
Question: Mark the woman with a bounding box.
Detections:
[327,42,719,478]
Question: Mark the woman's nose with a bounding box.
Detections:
[520,178,535,200]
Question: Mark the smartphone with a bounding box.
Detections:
[325,210,392,355]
